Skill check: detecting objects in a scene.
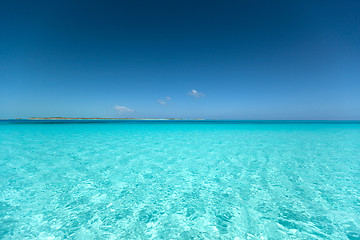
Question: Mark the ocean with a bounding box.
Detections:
[1,120,359,239]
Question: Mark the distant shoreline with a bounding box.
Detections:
[16,117,205,120]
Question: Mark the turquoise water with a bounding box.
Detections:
[1,121,360,239]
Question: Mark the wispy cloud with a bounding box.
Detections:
[188,89,204,97]
[158,99,166,105]
[114,105,134,114]
[158,96,171,105]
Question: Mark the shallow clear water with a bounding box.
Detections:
[0,121,360,239]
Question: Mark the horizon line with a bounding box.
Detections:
[1,118,360,121]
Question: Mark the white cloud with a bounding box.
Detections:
[157,99,166,105]
[158,96,171,105]
[188,89,204,97]
[114,105,134,114]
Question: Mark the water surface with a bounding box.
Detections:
[1,121,360,239]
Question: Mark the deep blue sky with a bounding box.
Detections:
[1,0,359,119]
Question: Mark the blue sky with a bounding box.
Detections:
[1,0,359,119]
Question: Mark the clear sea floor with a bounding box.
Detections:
[0,121,360,239]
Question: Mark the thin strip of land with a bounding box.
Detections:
[26,117,189,120]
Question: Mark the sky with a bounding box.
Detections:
[1,0,359,119]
